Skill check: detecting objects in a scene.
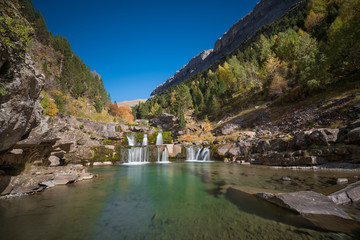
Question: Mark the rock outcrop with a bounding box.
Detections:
[256,190,360,234]
[0,45,45,152]
[328,181,360,205]
[151,0,303,96]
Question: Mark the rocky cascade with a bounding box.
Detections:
[151,0,303,96]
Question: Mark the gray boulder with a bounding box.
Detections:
[256,191,351,220]
[328,181,360,204]
[53,173,78,185]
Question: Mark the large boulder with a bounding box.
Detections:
[0,46,45,152]
[256,191,351,220]
[255,191,360,233]
[328,181,360,204]
[347,127,360,143]
[308,128,339,146]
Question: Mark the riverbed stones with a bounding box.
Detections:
[328,181,360,204]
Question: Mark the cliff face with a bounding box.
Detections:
[151,0,303,96]
[0,44,45,152]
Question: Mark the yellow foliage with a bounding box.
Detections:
[305,10,325,31]
[46,99,59,117]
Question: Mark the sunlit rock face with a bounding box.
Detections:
[0,45,45,152]
[151,0,302,96]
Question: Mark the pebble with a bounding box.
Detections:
[281,176,291,181]
[336,178,348,184]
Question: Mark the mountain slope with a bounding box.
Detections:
[151,0,303,96]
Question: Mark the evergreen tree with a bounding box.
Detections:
[178,108,186,129]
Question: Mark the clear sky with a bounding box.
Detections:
[32,0,259,102]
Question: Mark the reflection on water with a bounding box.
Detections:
[0,163,358,240]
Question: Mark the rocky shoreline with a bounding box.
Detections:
[0,164,94,199]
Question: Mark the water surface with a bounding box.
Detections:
[0,163,358,240]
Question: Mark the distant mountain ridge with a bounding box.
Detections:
[117,99,147,108]
[150,0,303,96]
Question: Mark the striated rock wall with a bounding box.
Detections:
[151,0,303,96]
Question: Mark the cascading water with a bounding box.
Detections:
[157,146,170,163]
[127,135,136,146]
[156,132,170,163]
[125,135,149,165]
[156,132,163,145]
[186,146,211,162]
[142,134,148,146]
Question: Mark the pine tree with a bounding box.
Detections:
[178,108,186,129]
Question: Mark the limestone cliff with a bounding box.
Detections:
[0,44,45,152]
[151,0,303,96]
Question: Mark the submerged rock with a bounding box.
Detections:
[336,178,348,184]
[281,176,291,181]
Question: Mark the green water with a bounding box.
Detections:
[0,163,359,240]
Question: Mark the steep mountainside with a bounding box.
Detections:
[151,0,303,96]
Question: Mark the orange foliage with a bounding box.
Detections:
[109,103,134,124]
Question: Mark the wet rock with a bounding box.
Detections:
[328,181,360,204]
[53,173,78,185]
[77,172,94,181]
[93,161,113,166]
[40,181,56,188]
[256,191,351,220]
[336,178,348,184]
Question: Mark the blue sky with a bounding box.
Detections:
[32,0,259,102]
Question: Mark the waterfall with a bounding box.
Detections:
[142,134,148,146]
[127,135,136,146]
[156,132,163,145]
[186,146,210,162]
[125,135,149,165]
[187,146,196,160]
[157,145,170,163]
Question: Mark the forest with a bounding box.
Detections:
[133,0,360,124]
